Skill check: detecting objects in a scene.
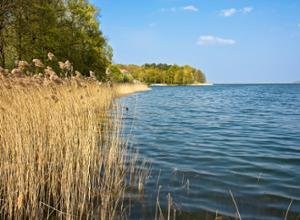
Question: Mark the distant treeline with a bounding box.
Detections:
[110,63,206,84]
[0,0,112,80]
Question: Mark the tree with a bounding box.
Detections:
[63,0,111,79]
[0,0,112,79]
[118,63,206,85]
[0,0,15,67]
[173,70,183,84]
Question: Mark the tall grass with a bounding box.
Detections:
[0,60,149,219]
[114,83,151,97]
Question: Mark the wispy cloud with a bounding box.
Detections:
[241,7,253,14]
[219,6,253,17]
[160,7,176,13]
[197,35,236,46]
[149,22,157,28]
[159,5,199,13]
[220,8,237,17]
[183,5,198,12]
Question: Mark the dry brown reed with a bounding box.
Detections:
[114,83,151,97]
[0,58,150,219]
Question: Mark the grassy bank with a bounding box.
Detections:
[150,83,213,86]
[114,83,151,96]
[0,63,149,219]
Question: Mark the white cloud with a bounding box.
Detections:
[197,35,236,46]
[183,5,198,12]
[219,6,253,17]
[220,8,237,17]
[241,7,253,14]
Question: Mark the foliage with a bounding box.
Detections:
[108,64,134,83]
[0,0,111,80]
[117,63,206,85]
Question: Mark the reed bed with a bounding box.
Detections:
[114,83,151,97]
[0,58,149,219]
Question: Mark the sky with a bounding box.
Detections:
[90,0,300,83]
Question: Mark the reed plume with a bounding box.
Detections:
[0,57,150,219]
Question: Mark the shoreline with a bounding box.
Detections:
[115,83,151,97]
[150,83,213,87]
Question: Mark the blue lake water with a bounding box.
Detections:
[121,84,300,220]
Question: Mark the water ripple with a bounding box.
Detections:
[121,84,300,219]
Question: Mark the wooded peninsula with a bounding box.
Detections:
[110,63,207,85]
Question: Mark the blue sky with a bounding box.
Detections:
[90,0,300,83]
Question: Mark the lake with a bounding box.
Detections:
[121,84,300,220]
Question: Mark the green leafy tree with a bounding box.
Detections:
[0,0,111,79]
[0,0,15,66]
[118,63,206,85]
